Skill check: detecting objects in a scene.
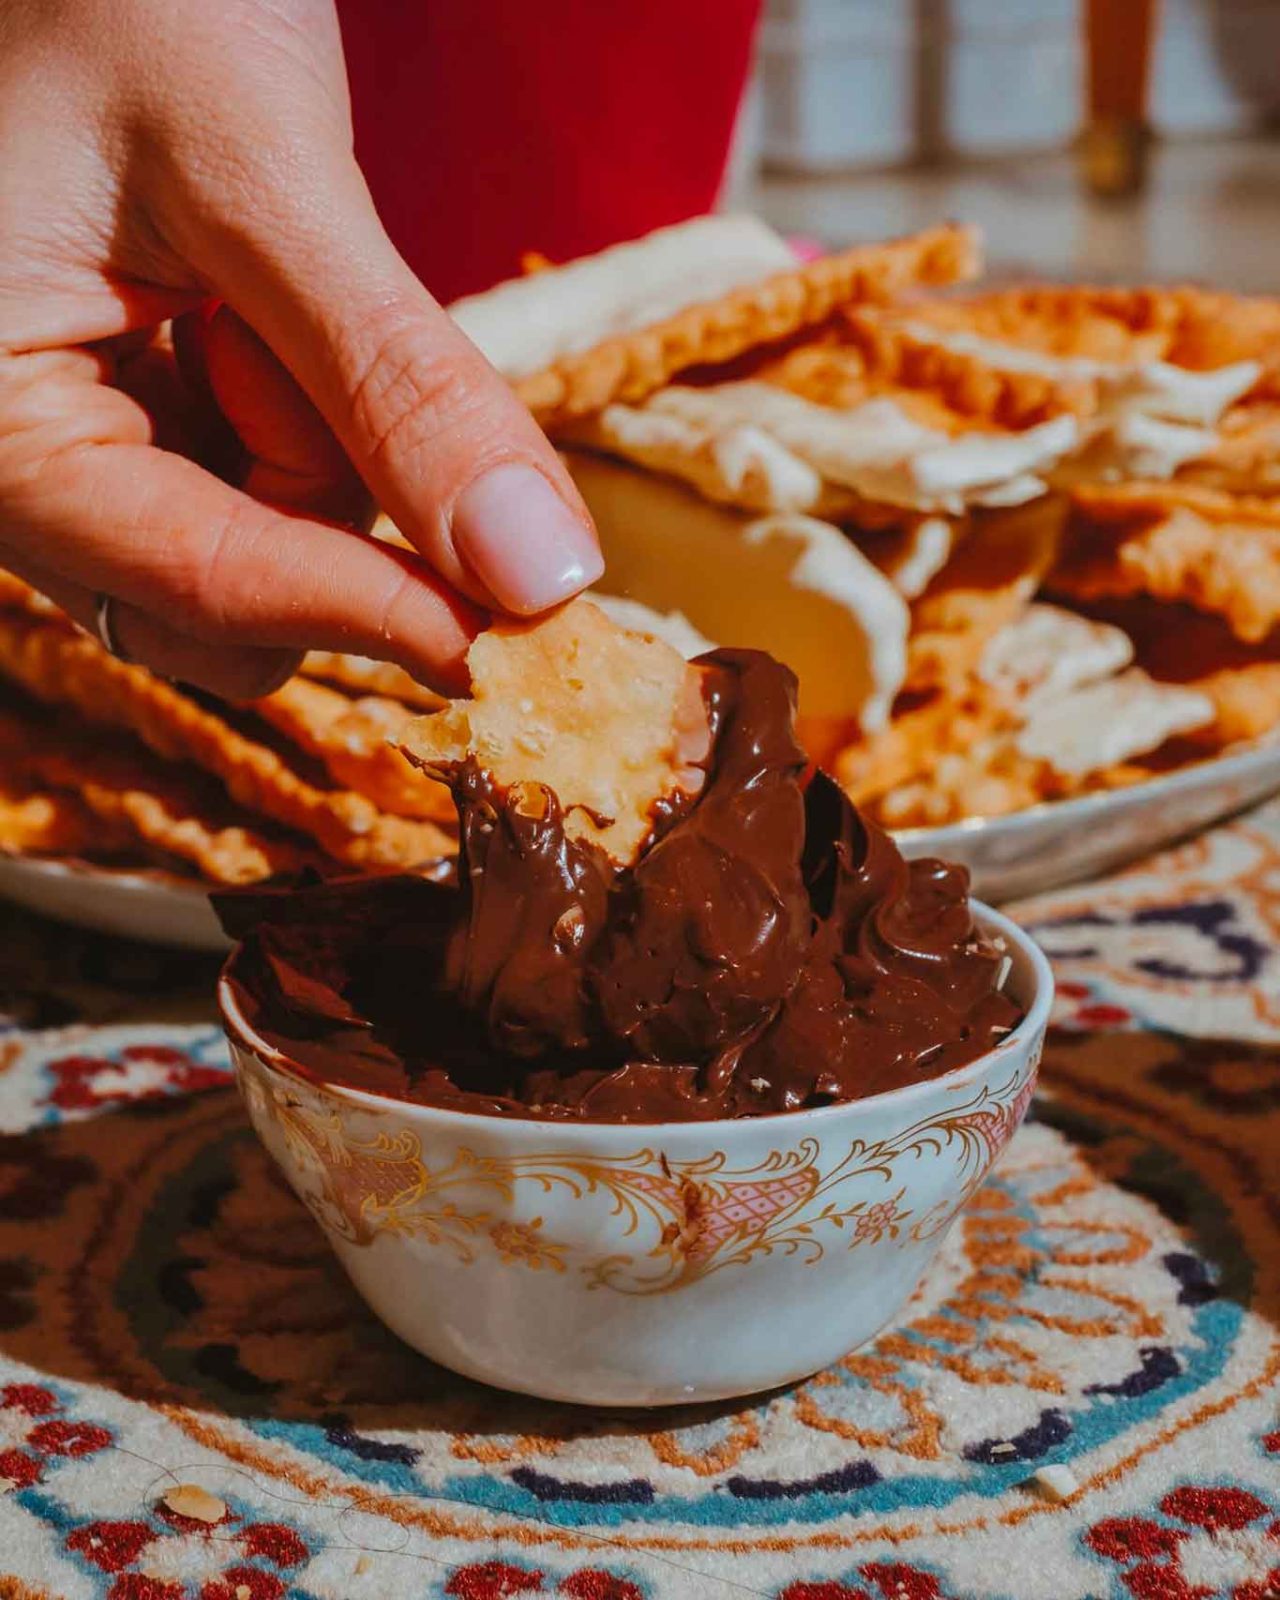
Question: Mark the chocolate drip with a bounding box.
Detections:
[219,649,1022,1122]
[445,761,611,1057]
[592,651,812,1068]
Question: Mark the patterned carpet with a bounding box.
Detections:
[1,811,1278,1599]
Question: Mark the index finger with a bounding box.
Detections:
[0,427,484,693]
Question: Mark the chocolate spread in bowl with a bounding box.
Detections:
[217,649,1022,1122]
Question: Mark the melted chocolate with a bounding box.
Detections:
[219,650,1022,1122]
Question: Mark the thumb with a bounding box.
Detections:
[186,155,602,616]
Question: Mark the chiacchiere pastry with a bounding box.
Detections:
[777,313,1090,430]
[1050,481,1280,645]
[253,677,455,823]
[0,773,129,858]
[903,498,1068,693]
[300,651,445,711]
[0,702,315,885]
[481,221,982,428]
[399,598,708,867]
[0,610,452,870]
[877,282,1280,380]
[1067,596,1280,750]
[524,225,1280,831]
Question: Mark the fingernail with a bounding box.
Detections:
[244,653,301,702]
[453,464,603,614]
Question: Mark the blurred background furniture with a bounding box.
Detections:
[738,0,1280,286]
[753,0,1280,172]
[1081,0,1159,194]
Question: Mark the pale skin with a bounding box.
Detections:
[0,0,604,700]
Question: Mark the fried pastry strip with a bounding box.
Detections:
[1188,662,1280,746]
[853,669,1211,830]
[0,774,130,857]
[901,284,1280,375]
[841,588,1218,827]
[835,688,1011,806]
[865,740,1054,829]
[0,572,71,621]
[780,313,1093,429]
[0,707,314,884]
[0,613,452,868]
[1175,402,1280,497]
[300,651,444,711]
[906,497,1067,691]
[579,382,1075,520]
[1054,482,1280,644]
[862,737,1159,830]
[0,572,34,610]
[1072,479,1280,523]
[1068,597,1280,748]
[521,224,981,429]
[254,677,454,822]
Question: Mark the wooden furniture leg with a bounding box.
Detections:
[1080,0,1161,197]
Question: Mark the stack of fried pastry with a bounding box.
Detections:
[0,570,457,883]
[456,217,1280,832]
[3,215,1280,886]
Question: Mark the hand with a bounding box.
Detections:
[0,0,602,699]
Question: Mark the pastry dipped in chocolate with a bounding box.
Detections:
[219,601,1022,1122]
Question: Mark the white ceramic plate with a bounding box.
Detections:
[0,852,228,951]
[898,734,1280,902]
[3,737,1280,946]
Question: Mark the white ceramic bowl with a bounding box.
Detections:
[219,904,1051,1407]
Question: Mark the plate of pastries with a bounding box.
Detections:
[4,215,1280,944]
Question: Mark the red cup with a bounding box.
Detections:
[338,0,762,304]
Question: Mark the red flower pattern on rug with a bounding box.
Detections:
[779,1561,962,1599]
[1086,1487,1280,1600]
[444,1566,647,1600]
[66,1496,308,1600]
[0,1381,111,1491]
[43,1044,227,1114]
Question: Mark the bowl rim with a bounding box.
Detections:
[217,900,1052,1136]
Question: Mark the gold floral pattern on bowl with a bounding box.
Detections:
[236,1052,1038,1297]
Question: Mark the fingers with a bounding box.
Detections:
[110,327,241,475]
[185,154,603,614]
[197,305,372,528]
[0,355,484,695]
[0,555,300,701]
[118,315,361,521]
